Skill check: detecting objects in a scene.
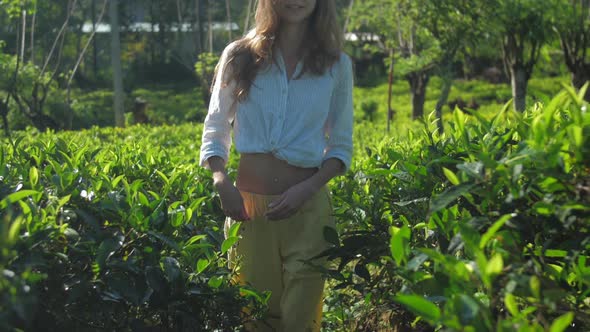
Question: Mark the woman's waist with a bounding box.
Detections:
[236,153,318,195]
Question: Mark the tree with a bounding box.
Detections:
[349,0,439,123]
[490,0,553,111]
[65,0,107,129]
[0,0,77,132]
[417,0,486,133]
[110,0,124,127]
[554,0,590,101]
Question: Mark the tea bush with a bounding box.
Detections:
[321,86,589,331]
[0,125,267,331]
[1,85,588,331]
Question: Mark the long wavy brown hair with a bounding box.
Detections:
[216,0,343,101]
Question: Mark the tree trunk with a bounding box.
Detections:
[196,0,205,54]
[207,0,213,53]
[343,0,355,34]
[149,1,156,64]
[0,97,10,138]
[435,76,452,134]
[158,1,166,61]
[225,0,232,41]
[92,0,98,78]
[30,2,37,65]
[175,0,184,63]
[20,9,26,62]
[110,0,125,127]
[243,0,253,35]
[386,49,394,133]
[511,66,528,112]
[407,72,429,120]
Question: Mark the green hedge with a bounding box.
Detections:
[1,85,588,331]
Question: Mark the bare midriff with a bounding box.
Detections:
[236,153,318,195]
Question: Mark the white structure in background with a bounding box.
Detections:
[344,32,381,43]
[81,22,240,34]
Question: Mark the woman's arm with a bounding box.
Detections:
[200,43,249,221]
[306,158,344,190]
[265,158,343,220]
[199,43,238,169]
[207,156,249,221]
[323,54,354,172]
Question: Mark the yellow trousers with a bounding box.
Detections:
[224,186,336,332]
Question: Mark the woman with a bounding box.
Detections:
[199,0,353,330]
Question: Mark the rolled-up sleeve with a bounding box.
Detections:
[323,54,354,172]
[199,43,238,169]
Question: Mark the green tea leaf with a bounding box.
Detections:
[453,107,466,137]
[479,214,513,249]
[185,207,193,222]
[239,287,265,303]
[29,166,39,186]
[58,194,71,207]
[530,276,541,299]
[138,191,149,206]
[491,99,512,131]
[561,83,583,107]
[443,167,460,185]
[390,225,411,265]
[429,183,476,213]
[228,222,241,238]
[112,174,125,187]
[533,202,554,215]
[208,276,223,289]
[485,253,504,277]
[186,234,207,246]
[0,190,40,209]
[156,170,170,186]
[504,293,519,316]
[394,294,440,323]
[549,312,574,332]
[197,258,209,274]
[7,217,23,245]
[544,249,567,258]
[567,125,583,148]
[578,82,589,102]
[221,236,238,254]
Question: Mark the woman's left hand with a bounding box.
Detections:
[265,180,319,220]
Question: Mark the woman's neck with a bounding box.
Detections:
[277,21,309,59]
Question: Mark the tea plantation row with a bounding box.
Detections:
[1,87,589,331]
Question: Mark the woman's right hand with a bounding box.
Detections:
[215,176,250,221]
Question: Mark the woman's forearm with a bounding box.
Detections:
[207,156,230,187]
[306,158,345,191]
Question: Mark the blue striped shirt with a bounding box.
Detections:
[200,42,353,171]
